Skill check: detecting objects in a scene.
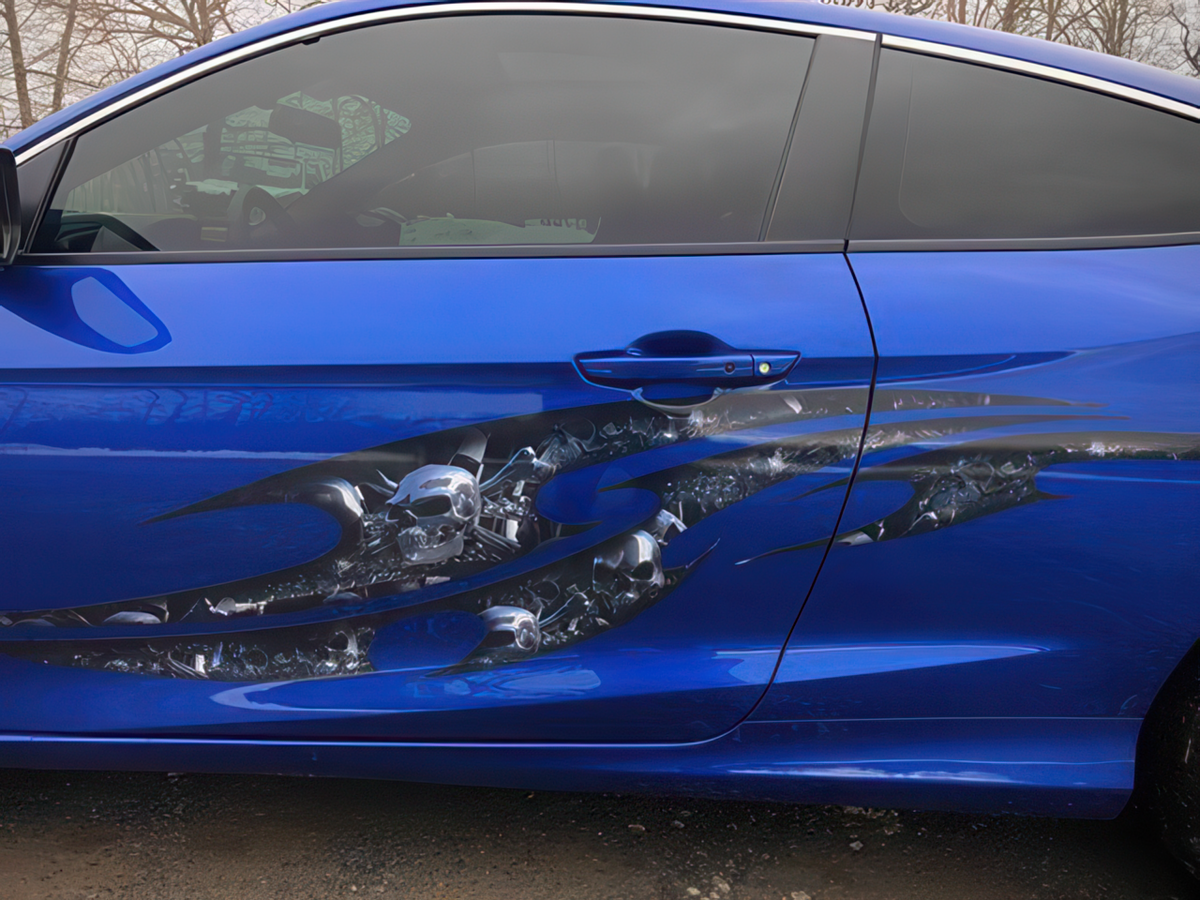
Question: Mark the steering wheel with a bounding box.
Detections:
[227,185,300,247]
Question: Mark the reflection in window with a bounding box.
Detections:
[53,93,410,251]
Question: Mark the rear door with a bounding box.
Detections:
[0,9,876,742]
[755,45,1200,727]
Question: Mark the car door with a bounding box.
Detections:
[754,43,1200,732]
[0,8,876,743]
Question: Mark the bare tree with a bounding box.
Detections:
[50,0,79,111]
[996,0,1037,32]
[1086,0,1145,55]
[80,0,259,59]
[944,0,969,24]
[1,0,35,128]
[1076,0,1175,65]
[1040,0,1072,39]
[0,0,291,139]
[1170,1,1200,72]
[823,0,941,17]
[0,0,1195,144]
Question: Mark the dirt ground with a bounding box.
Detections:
[0,768,1195,900]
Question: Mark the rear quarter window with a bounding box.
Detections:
[851,50,1200,241]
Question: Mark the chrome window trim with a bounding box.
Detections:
[14,1,873,165]
[882,34,1200,121]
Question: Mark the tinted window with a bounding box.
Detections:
[766,34,874,242]
[34,15,812,253]
[851,50,1200,241]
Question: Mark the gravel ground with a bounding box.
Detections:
[0,768,1195,900]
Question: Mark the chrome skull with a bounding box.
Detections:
[386,464,481,564]
[479,605,541,660]
[593,529,665,610]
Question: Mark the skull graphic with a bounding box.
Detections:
[386,464,482,564]
[593,529,666,612]
[478,605,541,661]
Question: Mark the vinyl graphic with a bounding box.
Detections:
[3,384,1195,682]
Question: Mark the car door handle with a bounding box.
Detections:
[575,330,799,390]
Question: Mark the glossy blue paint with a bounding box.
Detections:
[0,257,870,367]
[368,611,488,671]
[0,716,1139,818]
[858,246,1200,361]
[0,253,872,742]
[754,247,1200,729]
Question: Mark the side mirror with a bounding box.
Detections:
[0,148,20,265]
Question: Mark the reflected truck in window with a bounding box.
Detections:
[1,0,1199,880]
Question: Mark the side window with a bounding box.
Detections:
[34,16,813,253]
[851,50,1200,241]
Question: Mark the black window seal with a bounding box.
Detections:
[21,136,74,254]
[765,33,875,244]
[847,232,1200,253]
[757,34,819,241]
[842,33,881,247]
[15,239,846,267]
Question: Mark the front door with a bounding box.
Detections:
[0,9,875,742]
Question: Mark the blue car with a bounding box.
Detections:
[1,0,1198,874]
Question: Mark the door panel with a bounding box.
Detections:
[754,245,1200,723]
[0,253,873,741]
